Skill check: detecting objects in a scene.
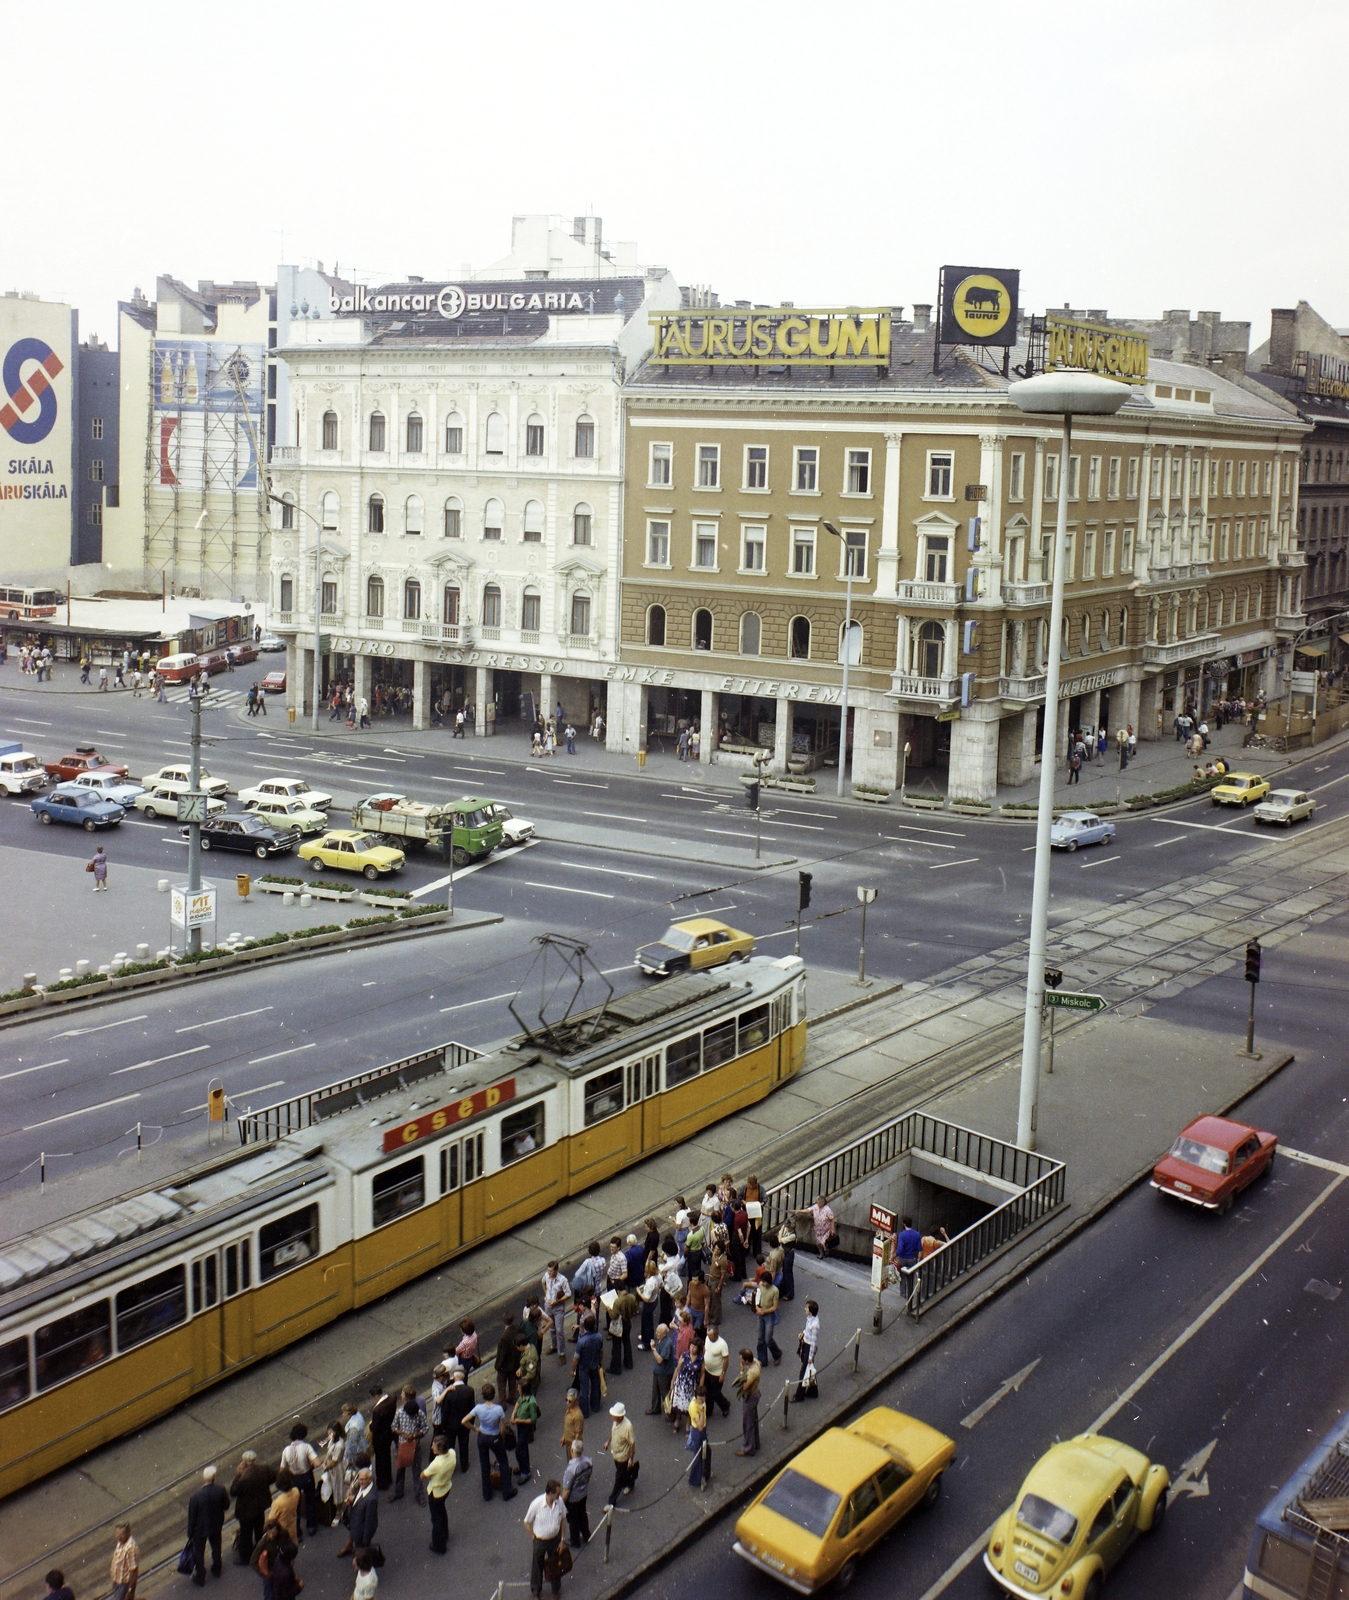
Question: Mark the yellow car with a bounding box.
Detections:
[636,916,754,978]
[985,1434,1168,1598]
[734,1407,954,1592]
[1211,771,1270,807]
[297,829,405,880]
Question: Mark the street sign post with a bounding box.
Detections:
[1043,991,1106,1013]
[869,1203,896,1234]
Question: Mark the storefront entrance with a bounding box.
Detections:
[717,693,776,754]
[790,702,842,773]
[646,685,701,754]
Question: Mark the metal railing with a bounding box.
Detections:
[237,1039,482,1144]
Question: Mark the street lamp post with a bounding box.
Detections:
[1008,374,1129,1149]
[269,494,335,733]
[823,521,856,797]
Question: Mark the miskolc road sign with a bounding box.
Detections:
[1044,990,1106,1013]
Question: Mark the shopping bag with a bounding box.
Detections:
[177,1540,195,1575]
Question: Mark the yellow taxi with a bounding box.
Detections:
[734,1407,954,1592]
[297,829,406,879]
[1210,770,1270,807]
[985,1434,1168,1598]
[636,916,754,978]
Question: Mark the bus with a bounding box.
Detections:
[1242,1408,1349,1597]
[0,586,60,621]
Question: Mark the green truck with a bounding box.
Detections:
[349,792,503,866]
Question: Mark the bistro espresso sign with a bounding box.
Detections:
[651,307,891,365]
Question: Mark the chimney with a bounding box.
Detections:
[1212,350,1247,382]
[1268,308,1297,375]
[912,303,932,333]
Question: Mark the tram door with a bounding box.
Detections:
[440,1131,487,1255]
[220,1237,254,1367]
[190,1249,224,1382]
[628,1053,662,1154]
[193,1237,255,1378]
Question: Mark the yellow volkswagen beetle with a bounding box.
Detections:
[297,829,405,879]
[636,916,754,978]
[734,1408,954,1592]
[985,1434,1168,1598]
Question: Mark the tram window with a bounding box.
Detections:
[584,1068,626,1127]
[464,1132,483,1184]
[35,1300,111,1390]
[440,1143,459,1194]
[223,1239,250,1298]
[703,1018,737,1071]
[117,1266,187,1351]
[372,1157,426,1228]
[501,1102,546,1165]
[0,1336,30,1410]
[738,1004,771,1054]
[666,1034,701,1088]
[259,1204,320,1280]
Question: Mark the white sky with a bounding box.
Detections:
[9,0,1345,350]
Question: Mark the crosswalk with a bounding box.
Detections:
[163,686,250,709]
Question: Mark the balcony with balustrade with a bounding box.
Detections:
[1001,582,1049,607]
[1141,631,1221,666]
[1145,562,1211,584]
[889,673,959,704]
[999,673,1047,703]
[895,580,961,606]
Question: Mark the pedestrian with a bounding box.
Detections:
[89,845,109,892]
[319,1423,346,1528]
[797,1300,820,1399]
[341,1402,368,1473]
[231,1450,275,1562]
[511,1382,541,1484]
[555,699,565,726]
[729,1195,750,1281]
[421,1436,455,1554]
[1067,746,1081,784]
[517,1327,541,1396]
[896,1215,923,1275]
[44,1571,74,1600]
[601,1402,637,1505]
[132,669,143,698]
[564,724,577,755]
[571,1314,603,1418]
[467,1380,517,1503]
[543,1261,571,1362]
[358,695,370,729]
[265,1468,300,1546]
[281,1423,321,1534]
[368,1384,396,1492]
[702,1323,732,1418]
[687,1272,709,1331]
[544,724,556,757]
[523,1479,568,1600]
[591,712,604,743]
[684,1216,705,1282]
[561,1439,592,1548]
[754,1268,782,1366]
[454,708,466,738]
[187,1465,231,1586]
[744,1175,763,1256]
[157,672,168,704]
[80,657,91,685]
[686,1391,711,1489]
[734,1349,762,1456]
[339,1468,377,1559]
[496,1311,522,1405]
[778,1218,797,1300]
[1096,727,1107,764]
[1127,726,1136,763]
[109,1524,138,1600]
[390,1385,428,1503]
[98,666,108,692]
[115,661,126,689]
[676,726,689,761]
[351,1550,377,1600]
[670,1331,703,1434]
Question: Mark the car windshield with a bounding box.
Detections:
[491,805,514,821]
[1170,1136,1228,1174]
[659,927,698,953]
[761,1469,842,1540]
[1264,795,1291,807]
[1017,1493,1078,1545]
[351,836,380,853]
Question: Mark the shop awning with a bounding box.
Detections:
[1340,631,1349,647]
[1295,638,1331,658]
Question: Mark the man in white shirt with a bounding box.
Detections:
[702,1326,732,1418]
[542,1262,572,1363]
[523,1479,567,1599]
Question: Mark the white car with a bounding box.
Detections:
[69,770,146,806]
[1049,810,1116,851]
[257,633,286,652]
[245,794,329,835]
[134,781,228,821]
[486,802,535,848]
[141,764,230,799]
[238,776,334,810]
[1252,788,1316,826]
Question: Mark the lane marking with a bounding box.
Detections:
[601,963,637,975]
[176,1007,274,1034]
[1310,771,1349,793]
[928,857,980,870]
[24,1093,140,1130]
[960,1359,1041,1430]
[122,819,166,829]
[9,716,53,726]
[0,1057,68,1083]
[451,765,506,776]
[581,811,647,823]
[779,808,838,820]
[440,991,515,1013]
[247,1043,318,1066]
[112,1044,211,1075]
[1281,1146,1349,1178]
[1153,835,1187,847]
[95,729,124,737]
[769,821,825,832]
[1021,845,1038,852]
[886,838,961,851]
[51,1014,148,1040]
[1080,854,1121,869]
[552,779,608,789]
[234,1079,286,1099]
[661,792,720,804]
[756,927,805,941]
[552,861,660,880]
[522,881,614,898]
[1148,816,1244,833]
[705,827,778,841]
[884,825,967,839]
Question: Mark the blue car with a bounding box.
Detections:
[32,787,125,831]
[1049,809,1115,851]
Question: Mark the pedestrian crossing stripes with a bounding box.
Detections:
[163,686,249,708]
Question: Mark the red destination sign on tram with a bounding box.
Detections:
[383,1076,516,1152]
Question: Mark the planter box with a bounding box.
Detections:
[359,892,414,909]
[902,795,946,811]
[256,880,356,902]
[854,789,890,805]
[948,803,992,817]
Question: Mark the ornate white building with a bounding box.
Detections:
[268,216,679,730]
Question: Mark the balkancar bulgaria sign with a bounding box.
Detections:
[651,308,890,365]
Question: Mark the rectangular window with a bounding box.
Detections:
[1208,459,1219,496]
[439,1143,459,1194]
[1126,457,1139,499]
[279,576,293,611]
[1009,452,1025,500]
[745,445,768,489]
[844,529,867,578]
[1150,456,1163,497]
[694,523,718,568]
[1068,455,1081,500]
[1121,525,1135,570]
[666,1034,701,1088]
[1262,460,1272,496]
[1063,530,1076,581]
[90,459,104,482]
[584,1067,625,1127]
[647,520,670,565]
[1107,457,1120,499]
[738,1003,771,1054]
[794,446,818,491]
[649,441,672,485]
[697,444,720,488]
[1043,453,1059,500]
[1259,517,1269,556]
[368,413,385,452]
[521,591,540,631]
[224,1240,250,1298]
[1281,460,1291,495]
[1223,459,1233,495]
[1087,456,1101,499]
[846,449,871,494]
[742,526,766,571]
[406,414,423,453]
[444,505,461,539]
[1219,521,1230,561]
[574,418,595,458]
[443,586,459,625]
[445,425,463,455]
[1190,458,1202,497]
[703,1018,737,1072]
[1102,526,1115,576]
[525,423,544,456]
[323,414,339,451]
[321,580,337,615]
[259,1204,320,1280]
[0,1336,30,1412]
[91,417,103,440]
[372,1156,424,1228]
[792,527,815,574]
[501,1101,545,1165]
[89,503,102,526]
[924,535,950,584]
[36,1301,111,1390]
[116,1266,187,1352]
[928,451,953,498]
[572,512,592,545]
[570,593,591,636]
[1082,528,1096,579]
[1169,457,1182,499]
[1237,461,1247,496]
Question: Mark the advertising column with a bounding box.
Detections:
[0,297,75,580]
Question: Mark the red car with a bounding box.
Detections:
[198,649,231,675]
[44,746,130,782]
[227,643,259,666]
[1151,1114,1277,1213]
[261,670,287,693]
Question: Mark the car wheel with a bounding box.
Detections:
[1148,1487,1168,1532]
[1068,839,1078,852]
[452,847,470,867]
[200,837,211,850]
[38,811,51,824]
[832,1559,857,1593]
[255,845,270,859]
[84,818,97,832]
[308,857,325,873]
[1083,1576,1102,1600]
[923,1472,943,1508]
[1218,1193,1234,1216]
[364,865,380,880]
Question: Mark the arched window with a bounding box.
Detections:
[740,612,761,656]
[320,490,339,531]
[278,573,294,612]
[367,493,385,534]
[320,573,338,615]
[693,608,713,651]
[1078,613,1091,656]
[483,498,504,541]
[322,410,338,451]
[1098,609,1109,651]
[838,619,862,665]
[790,615,811,660]
[525,414,545,456]
[443,496,462,538]
[646,604,666,647]
[368,412,386,452]
[279,491,296,530]
[917,620,944,678]
[523,499,544,543]
[404,494,424,536]
[570,593,592,638]
[1314,449,1322,483]
[366,576,384,617]
[575,415,595,458]
[573,502,593,545]
[485,412,506,455]
[444,413,464,454]
[482,584,502,628]
[521,588,541,632]
[442,584,460,625]
[403,579,421,620]
[406,412,423,453]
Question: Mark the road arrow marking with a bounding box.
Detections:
[960,1359,1041,1430]
[1171,1439,1216,1500]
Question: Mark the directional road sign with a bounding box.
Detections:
[1044,990,1106,1013]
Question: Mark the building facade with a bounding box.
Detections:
[72,335,119,568]
[0,291,77,585]
[268,216,680,728]
[616,306,1307,800]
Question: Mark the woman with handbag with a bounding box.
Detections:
[796,1300,820,1399]
[390,1388,428,1505]
[319,1423,346,1528]
[523,1480,569,1599]
[264,1470,301,1547]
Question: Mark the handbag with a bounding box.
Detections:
[395,1439,416,1470]
[501,1424,517,1452]
[628,1458,640,1486]
[177,1539,195,1575]
[598,1370,607,1398]
[544,1541,574,1583]
[662,1389,673,1417]
[368,1543,386,1569]
[85,860,95,873]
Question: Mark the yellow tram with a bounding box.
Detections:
[0,955,806,1498]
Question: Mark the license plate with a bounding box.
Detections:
[1174,1181,1192,1193]
[1013,1559,1040,1582]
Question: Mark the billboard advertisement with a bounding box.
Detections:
[0,296,74,578]
[936,266,1021,350]
[153,338,264,491]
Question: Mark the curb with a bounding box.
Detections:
[810,978,904,1026]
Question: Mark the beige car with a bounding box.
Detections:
[134,781,227,821]
[1252,788,1316,826]
[245,794,329,835]
[141,764,230,799]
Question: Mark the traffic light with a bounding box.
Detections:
[746,780,760,811]
[1044,966,1063,990]
[798,871,813,911]
[1245,939,1262,984]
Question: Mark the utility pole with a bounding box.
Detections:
[187,686,203,955]
[855,886,877,987]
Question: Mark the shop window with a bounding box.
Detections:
[406,412,424,453]
[740,612,761,655]
[484,498,504,541]
[321,490,339,531]
[650,441,672,485]
[367,493,385,534]
[501,1101,545,1164]
[575,416,595,458]
[523,499,544,543]
[525,416,545,456]
[584,1068,625,1127]
[404,494,424,536]
[570,593,591,637]
[36,1301,111,1390]
[573,506,593,545]
[368,412,386,452]
[443,585,460,625]
[693,608,713,650]
[443,498,462,538]
[445,417,464,454]
[646,520,669,565]
[366,576,384,616]
[485,412,506,455]
[646,605,666,646]
[792,527,815,574]
[521,589,541,631]
[116,1266,187,1352]
[403,579,421,620]
[846,449,871,495]
[482,584,502,628]
[794,446,818,491]
[321,577,338,615]
[259,1204,320,1280]
[0,1336,29,1411]
[697,443,720,487]
[372,1156,424,1229]
[790,616,811,660]
[279,574,294,612]
[745,445,768,490]
[322,411,338,450]
[280,492,295,530]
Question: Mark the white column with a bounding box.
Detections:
[539,672,552,727]
[977,433,1005,607]
[700,688,717,763]
[475,665,492,735]
[948,710,1001,802]
[941,619,957,680]
[412,658,430,731]
[895,615,911,675]
[773,696,791,773]
[876,431,901,599]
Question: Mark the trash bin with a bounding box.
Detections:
[637,749,647,768]
[288,705,296,723]
[236,874,251,899]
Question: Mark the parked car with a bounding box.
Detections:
[44,747,128,783]
[244,794,329,835]
[734,1408,954,1593]
[1049,811,1116,852]
[68,769,146,806]
[1211,771,1271,807]
[197,649,230,675]
[637,917,754,978]
[298,829,405,879]
[226,642,259,666]
[32,788,125,831]
[261,670,287,693]
[238,776,333,809]
[985,1435,1168,1597]
[1150,1113,1277,1213]
[257,633,286,653]
[0,742,47,795]
[134,782,228,821]
[183,813,301,858]
[141,764,230,798]
[154,652,199,683]
[485,802,535,848]
[1252,788,1316,826]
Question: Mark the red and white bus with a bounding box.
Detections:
[0,587,60,621]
